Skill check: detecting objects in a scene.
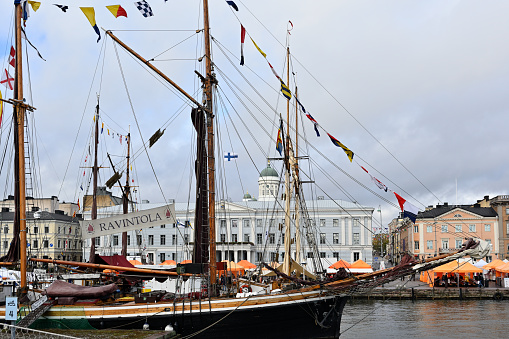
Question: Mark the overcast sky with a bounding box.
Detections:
[1,0,509,226]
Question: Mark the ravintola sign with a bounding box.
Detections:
[80,204,176,239]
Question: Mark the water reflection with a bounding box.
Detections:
[340,299,507,338]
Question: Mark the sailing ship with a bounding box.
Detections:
[0,1,492,338]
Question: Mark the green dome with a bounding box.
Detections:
[243,192,252,199]
[259,165,278,178]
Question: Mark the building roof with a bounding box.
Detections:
[417,205,497,219]
[0,210,81,222]
[259,165,278,178]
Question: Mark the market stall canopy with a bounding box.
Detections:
[159,260,176,266]
[433,260,482,274]
[494,262,509,273]
[180,260,192,264]
[349,259,373,273]
[473,259,487,268]
[483,259,505,270]
[129,259,142,266]
[237,260,256,269]
[329,259,351,269]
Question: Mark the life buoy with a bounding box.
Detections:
[240,285,252,293]
[493,292,503,301]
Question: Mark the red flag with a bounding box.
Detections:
[8,47,15,68]
[240,25,246,65]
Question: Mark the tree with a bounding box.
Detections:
[372,233,389,257]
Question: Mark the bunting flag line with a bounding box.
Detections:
[1,69,14,90]
[394,192,419,222]
[54,4,68,12]
[279,79,292,100]
[226,1,238,11]
[101,122,104,134]
[80,7,101,42]
[327,133,354,162]
[267,62,280,79]
[8,47,15,67]
[135,1,153,17]
[27,1,40,11]
[276,120,283,156]
[250,38,267,58]
[106,5,127,18]
[240,25,246,66]
[370,175,388,192]
[304,111,320,137]
[77,198,80,210]
[21,27,46,61]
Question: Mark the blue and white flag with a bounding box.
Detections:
[224,152,238,161]
[135,1,153,17]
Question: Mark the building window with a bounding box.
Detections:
[256,219,262,228]
[320,233,326,244]
[307,252,314,258]
[148,235,154,245]
[220,234,226,242]
[127,235,130,246]
[147,253,154,264]
[231,234,238,243]
[441,225,447,233]
[454,214,462,218]
[320,219,326,227]
[33,226,38,234]
[57,240,61,248]
[184,234,189,244]
[3,227,8,234]
[455,225,461,233]
[43,240,49,248]
[333,233,339,244]
[243,219,250,228]
[160,235,166,245]
[506,208,509,214]
[441,239,449,249]
[95,237,100,246]
[353,233,360,245]
[469,224,476,232]
[256,252,263,262]
[414,225,418,233]
[414,241,419,250]
[506,222,509,235]
[269,233,275,244]
[486,239,491,244]
[353,218,360,227]
[269,219,275,227]
[333,219,339,227]
[243,234,250,242]
[57,226,61,234]
[320,252,326,258]
[455,239,462,249]
[353,252,360,261]
[426,240,433,249]
[160,253,165,263]
[113,235,119,246]
[333,252,339,259]
[172,235,177,245]
[220,219,226,228]
[33,240,38,248]
[136,235,142,245]
[485,224,491,232]
[427,225,433,233]
[256,233,262,244]
[231,219,238,228]
[44,226,49,233]
[160,224,166,228]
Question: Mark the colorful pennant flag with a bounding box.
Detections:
[327,133,354,162]
[251,38,266,58]
[54,4,68,12]
[226,1,239,11]
[240,25,246,66]
[27,1,40,11]
[304,111,320,137]
[101,122,104,134]
[21,27,46,61]
[8,47,15,68]
[276,120,283,156]
[394,192,419,222]
[106,5,127,18]
[135,1,153,17]
[370,175,388,192]
[280,79,292,100]
[0,90,3,127]
[267,61,280,79]
[1,69,14,90]
[77,198,80,210]
[80,7,101,42]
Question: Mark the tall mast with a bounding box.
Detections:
[203,0,217,287]
[294,86,301,264]
[122,132,131,257]
[283,47,292,275]
[88,99,100,263]
[15,0,27,292]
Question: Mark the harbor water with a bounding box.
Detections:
[340,299,507,338]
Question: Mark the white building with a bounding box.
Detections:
[83,164,374,266]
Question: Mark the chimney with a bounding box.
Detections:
[443,202,448,207]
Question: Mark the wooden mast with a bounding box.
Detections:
[294,86,301,264]
[283,47,292,275]
[121,132,131,257]
[203,0,217,288]
[14,0,27,292]
[88,99,100,263]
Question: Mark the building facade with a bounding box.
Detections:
[83,164,374,267]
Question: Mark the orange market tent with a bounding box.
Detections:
[349,259,373,274]
[421,260,482,286]
[237,260,256,269]
[180,259,192,264]
[159,260,176,266]
[329,259,351,269]
[494,262,509,274]
[483,259,505,270]
[128,259,142,266]
[219,260,245,277]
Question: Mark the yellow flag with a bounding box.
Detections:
[28,1,41,12]
[250,38,267,58]
[0,90,3,127]
[80,7,101,42]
